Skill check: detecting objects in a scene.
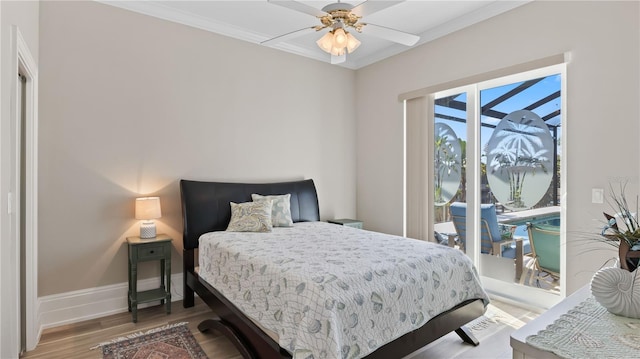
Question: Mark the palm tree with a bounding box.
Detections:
[434,124,460,205]
[488,117,549,208]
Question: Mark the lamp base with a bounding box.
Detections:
[140,221,157,239]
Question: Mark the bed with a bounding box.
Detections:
[180,178,489,359]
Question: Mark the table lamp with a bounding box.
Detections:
[135,197,162,239]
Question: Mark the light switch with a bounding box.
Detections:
[592,188,604,204]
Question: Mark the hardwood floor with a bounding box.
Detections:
[20,299,243,359]
[21,297,540,359]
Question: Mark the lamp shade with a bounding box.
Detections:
[330,45,345,56]
[333,28,347,47]
[135,197,162,220]
[346,32,361,53]
[316,31,334,53]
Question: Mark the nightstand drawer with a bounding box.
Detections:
[135,244,166,261]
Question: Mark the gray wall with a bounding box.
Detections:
[38,1,356,296]
[31,0,640,299]
[355,1,639,294]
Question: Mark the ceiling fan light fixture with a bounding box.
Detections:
[345,31,361,53]
[333,28,347,47]
[317,28,360,56]
[316,31,334,53]
[268,0,421,64]
[330,45,346,56]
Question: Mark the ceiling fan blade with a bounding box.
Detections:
[261,27,316,45]
[331,53,346,64]
[267,0,326,17]
[363,23,420,46]
[351,1,405,17]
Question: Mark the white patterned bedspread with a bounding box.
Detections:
[198,221,489,359]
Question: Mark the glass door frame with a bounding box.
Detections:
[431,63,567,307]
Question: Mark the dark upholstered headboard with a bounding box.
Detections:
[180,179,320,250]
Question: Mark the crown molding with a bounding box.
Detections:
[97,1,343,66]
[351,0,532,69]
[96,0,531,70]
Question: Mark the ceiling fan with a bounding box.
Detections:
[262,0,420,64]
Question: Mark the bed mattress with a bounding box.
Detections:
[198,221,489,359]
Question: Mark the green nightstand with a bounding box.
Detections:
[328,218,363,229]
[126,234,172,323]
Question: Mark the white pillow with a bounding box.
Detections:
[251,193,293,227]
[226,200,273,232]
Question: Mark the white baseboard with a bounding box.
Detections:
[38,273,185,330]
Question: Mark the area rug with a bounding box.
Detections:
[92,322,209,359]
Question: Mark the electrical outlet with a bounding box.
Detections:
[592,188,604,204]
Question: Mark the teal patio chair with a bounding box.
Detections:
[526,223,560,281]
[449,202,530,279]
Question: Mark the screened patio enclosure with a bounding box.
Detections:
[434,75,561,209]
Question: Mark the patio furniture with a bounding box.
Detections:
[449,202,529,279]
[526,223,560,281]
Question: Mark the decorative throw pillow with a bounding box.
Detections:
[226,200,273,232]
[251,193,293,227]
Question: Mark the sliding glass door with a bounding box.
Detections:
[432,65,565,306]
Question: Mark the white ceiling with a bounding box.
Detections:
[99,0,530,69]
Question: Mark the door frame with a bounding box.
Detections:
[5,25,39,354]
[430,64,567,307]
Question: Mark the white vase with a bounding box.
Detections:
[590,266,640,319]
